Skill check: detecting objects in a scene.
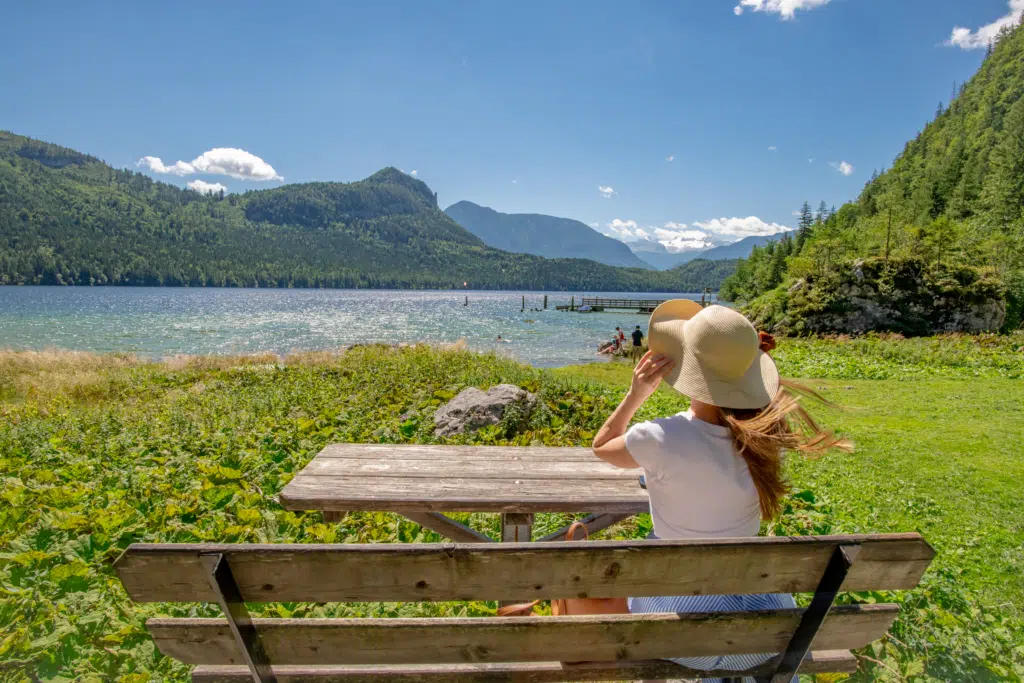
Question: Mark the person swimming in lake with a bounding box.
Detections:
[496,335,508,343]
[591,302,850,683]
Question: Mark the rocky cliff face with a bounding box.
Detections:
[748,258,1006,336]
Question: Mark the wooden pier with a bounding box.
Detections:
[555,297,666,313]
[554,290,716,313]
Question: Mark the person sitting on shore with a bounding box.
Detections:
[591,302,849,682]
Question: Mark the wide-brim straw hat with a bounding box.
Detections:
[648,300,780,410]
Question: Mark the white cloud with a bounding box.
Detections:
[409,169,418,176]
[187,179,228,195]
[137,148,282,181]
[137,156,195,177]
[830,160,855,176]
[653,226,714,253]
[792,210,803,217]
[604,216,791,252]
[598,185,616,198]
[666,154,675,162]
[190,148,282,180]
[693,216,792,238]
[588,221,599,228]
[947,1,1024,50]
[733,0,831,20]
[768,146,777,151]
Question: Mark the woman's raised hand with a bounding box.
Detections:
[629,351,674,402]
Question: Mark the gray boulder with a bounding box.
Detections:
[433,384,538,436]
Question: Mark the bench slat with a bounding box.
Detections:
[115,535,934,604]
[190,650,859,682]
[147,606,897,665]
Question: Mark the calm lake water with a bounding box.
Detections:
[0,287,715,368]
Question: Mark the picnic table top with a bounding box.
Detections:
[279,443,650,514]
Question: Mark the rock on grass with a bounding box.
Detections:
[433,384,537,436]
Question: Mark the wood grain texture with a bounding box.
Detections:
[147,606,898,665]
[280,444,645,514]
[280,476,648,514]
[115,534,935,604]
[189,650,859,682]
[315,444,603,462]
[300,458,637,480]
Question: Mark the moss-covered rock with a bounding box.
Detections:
[746,257,1006,335]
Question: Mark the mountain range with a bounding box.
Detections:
[444,199,783,270]
[444,201,651,269]
[0,131,735,292]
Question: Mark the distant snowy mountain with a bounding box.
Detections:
[631,233,789,270]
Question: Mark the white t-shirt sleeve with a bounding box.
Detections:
[624,420,666,476]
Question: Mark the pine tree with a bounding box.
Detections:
[817,201,829,224]
[796,201,814,250]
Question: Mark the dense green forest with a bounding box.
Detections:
[721,23,1024,332]
[0,132,728,292]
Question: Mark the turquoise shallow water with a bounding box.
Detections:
[0,287,714,368]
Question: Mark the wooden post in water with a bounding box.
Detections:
[543,295,548,309]
[521,295,525,312]
[571,295,575,311]
[464,295,468,306]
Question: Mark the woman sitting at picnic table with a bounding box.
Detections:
[592,301,849,683]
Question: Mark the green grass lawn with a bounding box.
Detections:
[1,337,1022,682]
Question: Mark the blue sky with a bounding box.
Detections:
[2,0,1018,251]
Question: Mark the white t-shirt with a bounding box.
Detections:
[625,410,761,539]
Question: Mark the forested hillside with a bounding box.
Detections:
[0,132,730,291]
[721,24,1024,333]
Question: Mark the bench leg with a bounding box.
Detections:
[322,511,348,523]
[403,511,494,543]
[201,554,278,683]
[500,512,533,543]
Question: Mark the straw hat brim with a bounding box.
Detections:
[648,300,780,410]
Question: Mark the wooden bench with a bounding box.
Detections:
[114,533,934,683]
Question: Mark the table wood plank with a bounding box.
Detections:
[147,606,897,665]
[115,534,935,603]
[300,458,638,480]
[280,477,649,514]
[315,445,601,462]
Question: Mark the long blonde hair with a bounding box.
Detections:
[715,380,852,520]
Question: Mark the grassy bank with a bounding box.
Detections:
[1,338,1022,682]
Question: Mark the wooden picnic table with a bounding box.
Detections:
[280,444,650,544]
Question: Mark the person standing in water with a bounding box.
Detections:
[630,325,644,364]
[591,301,849,682]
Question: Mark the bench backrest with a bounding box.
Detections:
[115,533,933,670]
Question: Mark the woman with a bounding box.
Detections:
[592,301,849,683]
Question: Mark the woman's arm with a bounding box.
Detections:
[592,352,673,469]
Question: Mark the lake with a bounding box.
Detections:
[0,287,715,368]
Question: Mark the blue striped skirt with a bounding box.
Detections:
[628,534,797,682]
